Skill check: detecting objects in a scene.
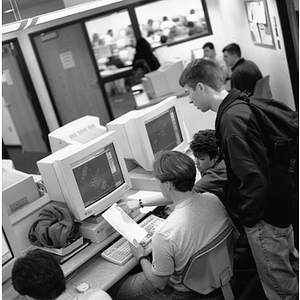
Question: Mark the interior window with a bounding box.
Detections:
[134,0,211,48]
[85,10,136,71]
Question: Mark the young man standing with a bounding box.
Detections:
[179,58,298,300]
[222,43,262,94]
[202,42,229,84]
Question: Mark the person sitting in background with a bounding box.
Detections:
[132,38,160,83]
[111,150,231,300]
[12,249,112,300]
[202,42,230,85]
[187,21,203,36]
[222,42,262,94]
[132,38,160,72]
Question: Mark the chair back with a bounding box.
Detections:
[182,226,234,299]
[253,75,272,99]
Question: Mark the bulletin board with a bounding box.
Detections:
[245,0,275,49]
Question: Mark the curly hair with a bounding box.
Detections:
[189,129,220,160]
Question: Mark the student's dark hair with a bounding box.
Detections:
[153,151,196,192]
[12,249,66,300]
[179,58,223,91]
[190,129,220,160]
[222,43,241,57]
[202,42,214,50]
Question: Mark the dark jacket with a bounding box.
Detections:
[194,160,227,203]
[132,38,160,72]
[215,89,294,228]
[231,58,262,94]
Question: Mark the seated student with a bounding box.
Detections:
[112,150,231,300]
[190,129,226,201]
[12,249,112,300]
[124,129,226,210]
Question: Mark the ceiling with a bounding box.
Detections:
[2,0,77,25]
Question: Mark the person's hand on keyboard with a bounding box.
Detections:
[129,239,145,261]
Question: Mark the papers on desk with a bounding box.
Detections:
[102,203,147,244]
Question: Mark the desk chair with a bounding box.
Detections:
[253,75,272,99]
[182,225,235,300]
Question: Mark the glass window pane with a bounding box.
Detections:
[85,10,136,70]
[135,0,210,48]
[85,10,138,119]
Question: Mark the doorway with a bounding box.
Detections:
[2,40,49,153]
[31,22,113,127]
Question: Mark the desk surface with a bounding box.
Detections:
[63,198,161,293]
[100,66,132,78]
[65,238,152,292]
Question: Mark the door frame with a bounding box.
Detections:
[29,19,114,127]
[2,39,51,150]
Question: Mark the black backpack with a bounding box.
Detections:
[238,91,299,190]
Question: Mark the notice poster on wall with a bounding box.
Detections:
[60,51,76,69]
[245,0,275,49]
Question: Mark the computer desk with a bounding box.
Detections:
[63,202,159,293]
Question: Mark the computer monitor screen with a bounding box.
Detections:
[2,204,22,283]
[72,143,125,208]
[106,96,189,172]
[37,131,131,221]
[146,106,183,158]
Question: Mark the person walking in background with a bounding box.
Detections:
[179,58,298,300]
[222,42,262,94]
[202,42,230,85]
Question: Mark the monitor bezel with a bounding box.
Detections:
[40,131,132,221]
[2,204,22,284]
[129,96,189,171]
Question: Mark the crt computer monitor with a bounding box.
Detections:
[106,96,189,172]
[141,58,184,100]
[2,203,22,284]
[37,131,131,221]
[48,115,107,153]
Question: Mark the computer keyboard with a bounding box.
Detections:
[101,214,165,265]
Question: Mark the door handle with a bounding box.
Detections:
[4,102,11,108]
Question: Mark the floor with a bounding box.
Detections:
[3,147,269,300]
[4,146,50,174]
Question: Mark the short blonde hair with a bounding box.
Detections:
[153,151,196,192]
